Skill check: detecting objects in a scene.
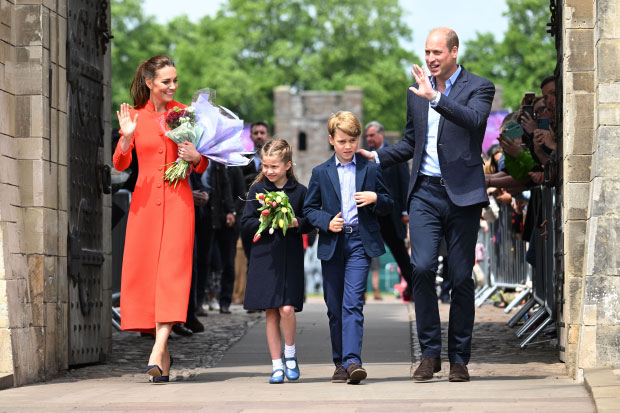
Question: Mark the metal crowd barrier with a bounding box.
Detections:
[477,185,557,348]
[475,203,531,309]
[513,186,557,347]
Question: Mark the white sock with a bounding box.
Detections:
[272,358,284,375]
[284,344,296,359]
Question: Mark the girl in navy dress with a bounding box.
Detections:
[242,139,312,384]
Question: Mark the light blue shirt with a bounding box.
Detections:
[419,65,462,177]
[335,154,358,225]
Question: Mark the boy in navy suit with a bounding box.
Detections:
[303,111,393,384]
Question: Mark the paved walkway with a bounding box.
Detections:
[0,297,594,412]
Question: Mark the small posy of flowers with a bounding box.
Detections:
[165,106,196,129]
[162,106,199,187]
[253,191,295,243]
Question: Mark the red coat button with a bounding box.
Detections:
[157,183,162,188]
[156,200,161,206]
[158,167,163,171]
[158,148,164,154]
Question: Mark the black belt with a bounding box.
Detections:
[343,224,359,234]
[419,175,445,186]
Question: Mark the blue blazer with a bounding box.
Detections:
[378,67,495,207]
[376,144,410,240]
[303,155,393,261]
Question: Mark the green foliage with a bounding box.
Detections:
[111,0,418,130]
[110,0,172,124]
[459,0,556,110]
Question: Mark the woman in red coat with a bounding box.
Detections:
[113,55,208,382]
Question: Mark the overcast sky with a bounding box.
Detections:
[141,0,508,61]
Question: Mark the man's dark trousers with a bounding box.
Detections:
[211,226,238,309]
[321,228,370,369]
[410,177,481,364]
[377,215,413,290]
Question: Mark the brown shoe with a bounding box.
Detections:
[331,365,347,383]
[412,357,441,381]
[346,363,367,384]
[448,363,470,382]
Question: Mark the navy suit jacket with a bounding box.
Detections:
[378,67,495,207]
[303,155,393,261]
[376,144,410,239]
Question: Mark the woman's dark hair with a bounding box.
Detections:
[130,55,175,108]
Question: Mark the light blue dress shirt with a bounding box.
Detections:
[335,154,358,225]
[419,65,462,177]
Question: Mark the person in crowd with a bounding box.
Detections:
[364,121,413,301]
[304,111,393,385]
[113,55,209,383]
[241,121,271,189]
[242,139,312,384]
[367,257,382,300]
[223,165,246,306]
[167,171,209,338]
[206,162,239,314]
[358,27,495,382]
[240,121,272,312]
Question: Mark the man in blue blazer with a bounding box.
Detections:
[304,111,393,384]
[359,27,495,382]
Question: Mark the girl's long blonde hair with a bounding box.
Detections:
[251,139,297,186]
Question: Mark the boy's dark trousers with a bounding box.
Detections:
[321,225,370,369]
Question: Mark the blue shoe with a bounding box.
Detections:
[269,369,285,384]
[284,357,300,381]
[151,355,173,383]
[146,364,162,377]
[151,375,169,384]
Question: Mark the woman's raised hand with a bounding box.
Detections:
[116,103,138,152]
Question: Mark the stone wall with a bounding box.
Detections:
[562,0,620,380]
[0,0,111,388]
[273,86,363,186]
[0,0,70,387]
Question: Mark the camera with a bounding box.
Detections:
[537,117,549,130]
[522,92,535,106]
[503,122,524,140]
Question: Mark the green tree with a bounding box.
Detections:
[110,0,171,126]
[111,0,419,130]
[460,0,556,110]
[217,0,418,130]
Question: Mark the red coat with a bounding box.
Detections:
[113,100,208,332]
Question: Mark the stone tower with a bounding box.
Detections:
[273,86,363,186]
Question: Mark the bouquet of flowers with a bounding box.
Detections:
[252,190,296,243]
[162,106,200,184]
[161,88,253,187]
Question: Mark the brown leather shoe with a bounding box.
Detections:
[448,363,470,382]
[331,365,347,383]
[411,357,441,381]
[346,363,367,384]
